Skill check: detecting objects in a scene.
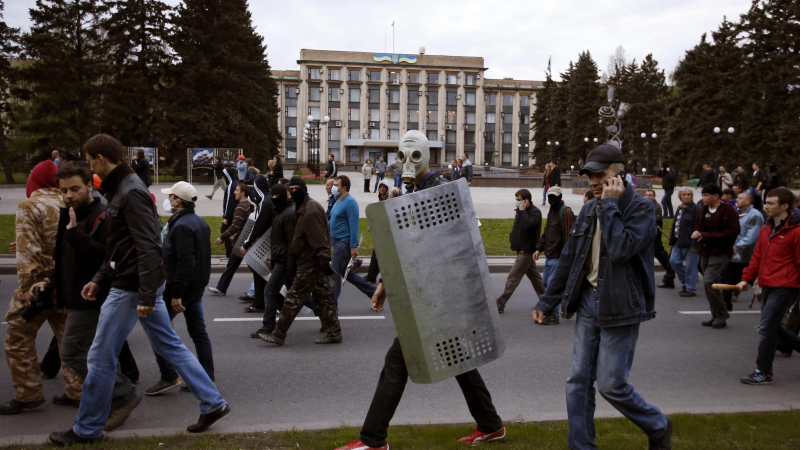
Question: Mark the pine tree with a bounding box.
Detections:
[0,0,21,182]
[531,65,555,166]
[566,51,602,164]
[170,0,280,167]
[549,63,571,163]
[15,0,109,155]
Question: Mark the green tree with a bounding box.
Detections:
[0,0,21,182]
[531,64,555,166]
[566,51,602,164]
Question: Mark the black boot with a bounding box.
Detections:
[0,398,45,415]
[49,429,103,446]
[187,404,231,433]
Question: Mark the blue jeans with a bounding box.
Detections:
[661,188,674,218]
[757,287,800,376]
[542,257,560,318]
[156,289,215,382]
[669,247,699,293]
[542,186,547,205]
[566,288,668,449]
[247,281,255,297]
[393,174,402,188]
[331,238,376,304]
[374,174,385,192]
[73,284,226,438]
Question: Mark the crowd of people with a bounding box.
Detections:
[2,131,799,449]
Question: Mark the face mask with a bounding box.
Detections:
[162,198,174,215]
[515,201,521,209]
[397,130,430,182]
[331,186,339,197]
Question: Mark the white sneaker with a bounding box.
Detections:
[208,287,225,296]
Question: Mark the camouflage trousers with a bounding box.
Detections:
[275,267,341,340]
[4,298,82,402]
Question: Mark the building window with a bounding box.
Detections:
[369,128,380,140]
[329,107,340,121]
[520,96,530,106]
[287,127,297,138]
[349,149,361,162]
[427,72,439,84]
[485,131,495,143]
[286,86,298,98]
[426,130,437,142]
[486,93,496,105]
[427,91,438,105]
[309,87,320,102]
[409,91,419,105]
[349,108,360,121]
[408,72,420,83]
[486,112,496,123]
[465,112,476,124]
[503,132,512,144]
[427,110,438,123]
[368,88,380,102]
[466,74,477,86]
[521,114,529,125]
[408,109,419,122]
[348,128,360,139]
[389,129,399,140]
[329,88,340,102]
[389,72,399,83]
[309,107,320,120]
[502,113,513,124]
[369,70,381,82]
[369,109,380,122]
[446,130,456,143]
[465,92,476,106]
[308,68,321,80]
[389,90,400,104]
[446,73,458,85]
[329,69,341,81]
[388,110,400,122]
[446,110,457,124]
[329,127,340,140]
[348,70,361,81]
[465,131,475,144]
[286,106,297,117]
[504,94,514,105]
[349,87,360,102]
[447,92,458,106]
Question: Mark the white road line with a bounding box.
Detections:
[678,311,760,315]
[214,316,386,322]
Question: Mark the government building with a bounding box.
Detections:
[273,49,544,168]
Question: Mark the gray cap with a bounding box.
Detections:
[579,144,626,175]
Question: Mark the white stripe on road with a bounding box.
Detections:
[214,316,385,322]
[678,311,760,315]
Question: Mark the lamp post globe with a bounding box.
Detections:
[555,141,560,146]
[652,133,657,139]
[642,168,647,173]
[728,127,734,134]
[547,141,551,145]
[641,133,646,138]
[584,137,589,142]
[304,123,310,129]
[714,127,721,133]
[594,138,598,142]
[323,116,330,123]
[307,114,314,122]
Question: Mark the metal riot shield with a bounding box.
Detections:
[365,177,505,384]
[231,218,256,259]
[244,227,271,280]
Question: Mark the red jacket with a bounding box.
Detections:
[741,208,800,289]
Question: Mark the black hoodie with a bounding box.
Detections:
[243,175,274,250]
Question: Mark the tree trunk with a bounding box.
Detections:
[0,132,15,183]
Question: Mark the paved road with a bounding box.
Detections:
[1,272,799,444]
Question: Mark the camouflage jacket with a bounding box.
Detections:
[12,188,64,308]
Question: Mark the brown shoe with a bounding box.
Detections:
[537,316,560,325]
[104,391,142,431]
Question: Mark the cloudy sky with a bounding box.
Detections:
[6,0,752,82]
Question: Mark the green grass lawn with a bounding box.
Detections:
[3,411,799,449]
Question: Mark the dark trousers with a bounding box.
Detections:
[722,261,748,310]
[250,267,267,310]
[654,238,675,285]
[701,254,730,319]
[364,179,371,192]
[776,297,800,355]
[61,309,137,403]
[367,250,380,282]
[261,263,288,332]
[360,337,503,448]
[216,253,244,294]
[44,321,139,383]
[221,223,233,258]
[156,290,215,382]
[756,287,800,376]
[661,188,674,218]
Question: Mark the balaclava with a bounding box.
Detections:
[271,184,289,211]
[288,177,308,206]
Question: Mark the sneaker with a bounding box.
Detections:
[104,391,143,431]
[219,257,228,263]
[0,398,45,415]
[145,378,182,396]
[679,291,697,297]
[712,318,727,329]
[648,416,672,450]
[52,393,80,408]
[207,287,225,296]
[458,426,506,445]
[259,331,285,346]
[251,327,273,339]
[657,283,674,289]
[187,404,231,433]
[49,429,103,446]
[205,195,212,200]
[741,369,773,385]
[537,316,560,325]
[334,440,388,450]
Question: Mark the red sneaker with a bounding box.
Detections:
[334,440,389,450]
[458,427,506,446]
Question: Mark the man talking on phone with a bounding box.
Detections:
[533,144,672,450]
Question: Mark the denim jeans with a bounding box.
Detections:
[156,289,215,382]
[331,238,376,304]
[262,263,288,332]
[566,288,668,449]
[393,174,402,188]
[669,247,699,293]
[541,186,547,205]
[542,257,560,318]
[73,284,226,438]
[373,174,385,192]
[247,282,255,297]
[756,287,800,376]
[661,188,674,218]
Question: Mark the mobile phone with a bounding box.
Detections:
[614,169,628,187]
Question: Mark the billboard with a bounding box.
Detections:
[190,148,215,166]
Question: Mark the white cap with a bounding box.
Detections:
[161,181,198,202]
[546,186,563,197]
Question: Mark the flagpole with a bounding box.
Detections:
[392,22,395,55]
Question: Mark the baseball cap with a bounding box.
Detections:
[237,155,245,161]
[161,181,198,202]
[579,144,626,175]
[546,186,563,197]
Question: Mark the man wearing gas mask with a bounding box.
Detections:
[336,131,505,450]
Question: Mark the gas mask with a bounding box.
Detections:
[397,130,430,183]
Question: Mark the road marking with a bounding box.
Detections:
[214,316,386,322]
[678,311,760,315]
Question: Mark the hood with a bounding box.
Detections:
[27,160,59,197]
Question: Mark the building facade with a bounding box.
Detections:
[273,49,543,167]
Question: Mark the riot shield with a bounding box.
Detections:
[231,218,256,259]
[244,227,271,280]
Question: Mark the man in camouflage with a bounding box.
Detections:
[259,177,342,346]
[2,161,82,415]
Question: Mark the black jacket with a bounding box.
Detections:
[163,207,211,300]
[451,167,461,180]
[91,163,166,307]
[325,160,338,178]
[657,168,679,190]
[47,198,109,309]
[536,199,574,259]
[222,167,239,222]
[509,204,542,253]
[700,169,716,187]
[765,168,784,191]
[243,176,274,250]
[270,202,296,264]
[213,161,224,179]
[131,157,151,187]
[269,162,284,186]
[549,166,561,187]
[669,202,700,249]
[733,171,749,191]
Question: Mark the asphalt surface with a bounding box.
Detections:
[1,272,799,444]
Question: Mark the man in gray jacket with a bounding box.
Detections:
[722,192,764,310]
[373,156,388,192]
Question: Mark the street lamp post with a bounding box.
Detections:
[303,114,329,177]
[639,132,658,172]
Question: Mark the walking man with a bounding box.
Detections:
[208,184,253,296]
[669,187,702,297]
[373,156,387,192]
[721,192,763,311]
[737,188,800,384]
[533,186,574,324]
[206,156,227,200]
[533,144,672,450]
[49,135,228,446]
[325,154,338,178]
[645,190,677,289]
[495,189,543,313]
[657,162,679,218]
[460,153,474,186]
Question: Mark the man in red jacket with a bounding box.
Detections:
[736,187,800,385]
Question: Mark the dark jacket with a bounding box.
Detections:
[549,166,561,187]
[213,161,224,180]
[536,199,575,259]
[535,183,658,327]
[657,168,679,190]
[764,168,784,191]
[222,167,239,222]
[694,202,740,258]
[451,167,461,180]
[669,202,701,249]
[131,156,151,187]
[751,169,766,189]
[270,202,296,264]
[289,195,331,270]
[92,163,166,307]
[268,162,284,186]
[325,160,337,178]
[461,162,473,182]
[47,198,109,309]
[326,194,336,221]
[733,171,749,191]
[509,204,542,253]
[243,176,273,250]
[700,169,716,187]
[163,207,210,300]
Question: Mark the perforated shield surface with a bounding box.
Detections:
[231,218,256,258]
[366,178,505,384]
[244,227,272,279]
